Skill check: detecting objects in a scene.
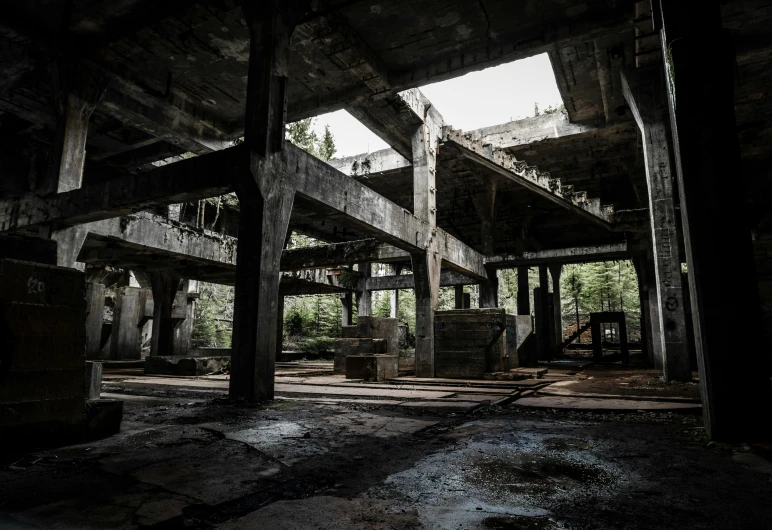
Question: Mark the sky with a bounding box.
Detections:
[310,53,563,159]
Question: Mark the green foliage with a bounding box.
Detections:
[191,282,234,348]
[298,336,335,357]
[542,103,565,115]
[533,102,565,117]
[284,294,342,339]
[286,118,337,161]
[319,125,337,161]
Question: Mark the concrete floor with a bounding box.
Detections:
[1,364,771,529]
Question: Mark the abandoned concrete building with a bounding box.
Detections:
[1,0,772,528]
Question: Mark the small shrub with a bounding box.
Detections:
[298,336,335,358]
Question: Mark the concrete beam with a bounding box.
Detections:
[280,239,406,270]
[347,88,444,161]
[466,112,603,149]
[0,147,234,232]
[364,270,476,291]
[328,148,410,177]
[444,128,615,228]
[82,212,238,269]
[485,242,632,268]
[100,76,236,156]
[1,141,486,279]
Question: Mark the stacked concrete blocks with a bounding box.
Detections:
[434,309,532,379]
[0,259,87,443]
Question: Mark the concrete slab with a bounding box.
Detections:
[275,384,455,400]
[218,496,419,530]
[514,395,702,412]
[399,401,482,413]
[389,376,542,389]
[128,439,282,505]
[277,376,516,395]
[538,380,701,403]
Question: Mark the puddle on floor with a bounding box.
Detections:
[483,515,559,529]
[465,452,612,494]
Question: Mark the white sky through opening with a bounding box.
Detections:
[310,53,563,159]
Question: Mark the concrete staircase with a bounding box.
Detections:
[443,127,615,227]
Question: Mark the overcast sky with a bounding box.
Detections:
[310,53,563,159]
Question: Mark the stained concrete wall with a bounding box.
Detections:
[0,259,86,442]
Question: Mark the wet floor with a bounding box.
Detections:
[2,390,772,529]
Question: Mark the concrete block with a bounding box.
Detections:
[357,317,399,355]
[434,309,525,379]
[333,338,387,374]
[345,355,398,381]
[144,356,231,376]
[85,361,103,399]
[399,349,415,372]
[341,325,359,338]
[85,398,123,439]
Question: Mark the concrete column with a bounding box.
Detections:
[634,253,663,368]
[412,115,438,227]
[411,247,441,377]
[85,283,105,360]
[49,226,88,270]
[412,106,441,377]
[171,280,197,357]
[658,1,768,439]
[357,263,372,318]
[229,1,305,402]
[112,286,150,360]
[549,264,563,352]
[536,265,552,361]
[389,264,401,318]
[341,292,353,327]
[517,266,530,315]
[472,183,498,308]
[632,256,655,366]
[45,61,107,194]
[148,271,182,357]
[621,69,690,382]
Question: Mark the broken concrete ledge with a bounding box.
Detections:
[144,356,231,377]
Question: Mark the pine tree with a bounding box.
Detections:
[318,125,336,161]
